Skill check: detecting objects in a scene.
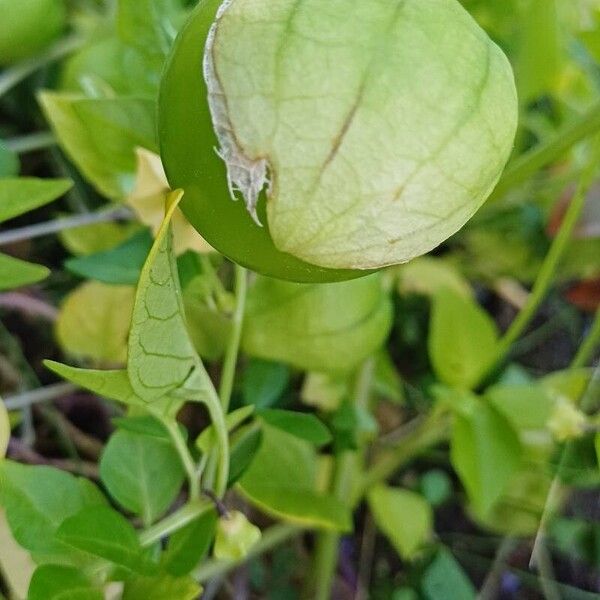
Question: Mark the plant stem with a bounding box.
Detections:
[139,500,212,547]
[161,417,200,501]
[571,308,600,369]
[3,382,75,411]
[193,523,302,582]
[218,264,247,413]
[313,360,373,600]
[0,35,85,98]
[5,132,56,154]
[203,387,230,497]
[482,144,600,382]
[490,99,600,201]
[0,206,132,247]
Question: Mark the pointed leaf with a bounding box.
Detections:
[128,190,206,401]
[28,565,102,600]
[0,178,71,224]
[0,253,49,290]
[57,506,155,574]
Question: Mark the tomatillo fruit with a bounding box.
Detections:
[0,0,67,66]
[159,0,517,282]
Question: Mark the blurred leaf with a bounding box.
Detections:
[0,178,71,223]
[396,257,471,299]
[0,253,49,290]
[196,405,254,454]
[0,509,35,599]
[516,0,562,104]
[56,281,135,364]
[228,425,262,486]
[429,289,498,390]
[450,395,522,516]
[57,505,155,574]
[242,359,290,409]
[419,470,452,507]
[65,229,153,285]
[486,383,555,431]
[373,350,405,404]
[184,275,233,361]
[0,399,8,457]
[60,220,140,256]
[0,461,96,557]
[243,274,392,374]
[40,93,157,199]
[421,548,476,600]
[368,485,432,560]
[0,140,19,177]
[162,510,217,576]
[127,148,210,255]
[301,372,349,412]
[122,574,201,600]
[238,424,351,531]
[28,565,102,600]
[259,409,332,446]
[99,429,185,526]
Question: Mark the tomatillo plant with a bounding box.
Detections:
[160,0,518,281]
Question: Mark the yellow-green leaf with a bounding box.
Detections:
[0,253,49,291]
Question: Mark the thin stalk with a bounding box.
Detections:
[490,99,600,201]
[313,360,373,600]
[0,206,132,247]
[3,383,75,411]
[161,417,200,501]
[193,523,302,582]
[203,388,230,497]
[139,500,212,547]
[0,35,85,98]
[571,307,600,368]
[482,144,600,382]
[5,132,56,154]
[218,264,247,412]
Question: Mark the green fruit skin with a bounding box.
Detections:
[0,0,67,66]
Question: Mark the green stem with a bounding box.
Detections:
[571,308,600,369]
[218,264,247,412]
[5,132,56,154]
[161,417,200,501]
[482,144,600,381]
[490,100,600,201]
[139,500,212,547]
[0,35,85,98]
[313,360,374,600]
[203,387,230,497]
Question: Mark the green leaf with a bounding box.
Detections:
[0,461,92,557]
[99,429,185,526]
[373,350,405,405]
[56,281,135,364]
[242,359,290,409]
[421,548,476,600]
[122,574,201,600]
[450,395,522,516]
[238,424,351,531]
[214,511,261,561]
[0,178,71,223]
[242,275,392,373]
[0,253,49,290]
[118,0,181,59]
[0,397,9,457]
[112,415,172,440]
[44,360,147,408]
[368,485,432,560]
[196,405,254,454]
[428,289,498,390]
[162,510,217,576]
[127,190,206,401]
[396,257,471,299]
[39,93,157,199]
[0,140,19,177]
[259,409,332,446]
[28,565,102,600]
[486,383,555,431]
[65,229,153,285]
[228,425,262,486]
[56,506,155,574]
